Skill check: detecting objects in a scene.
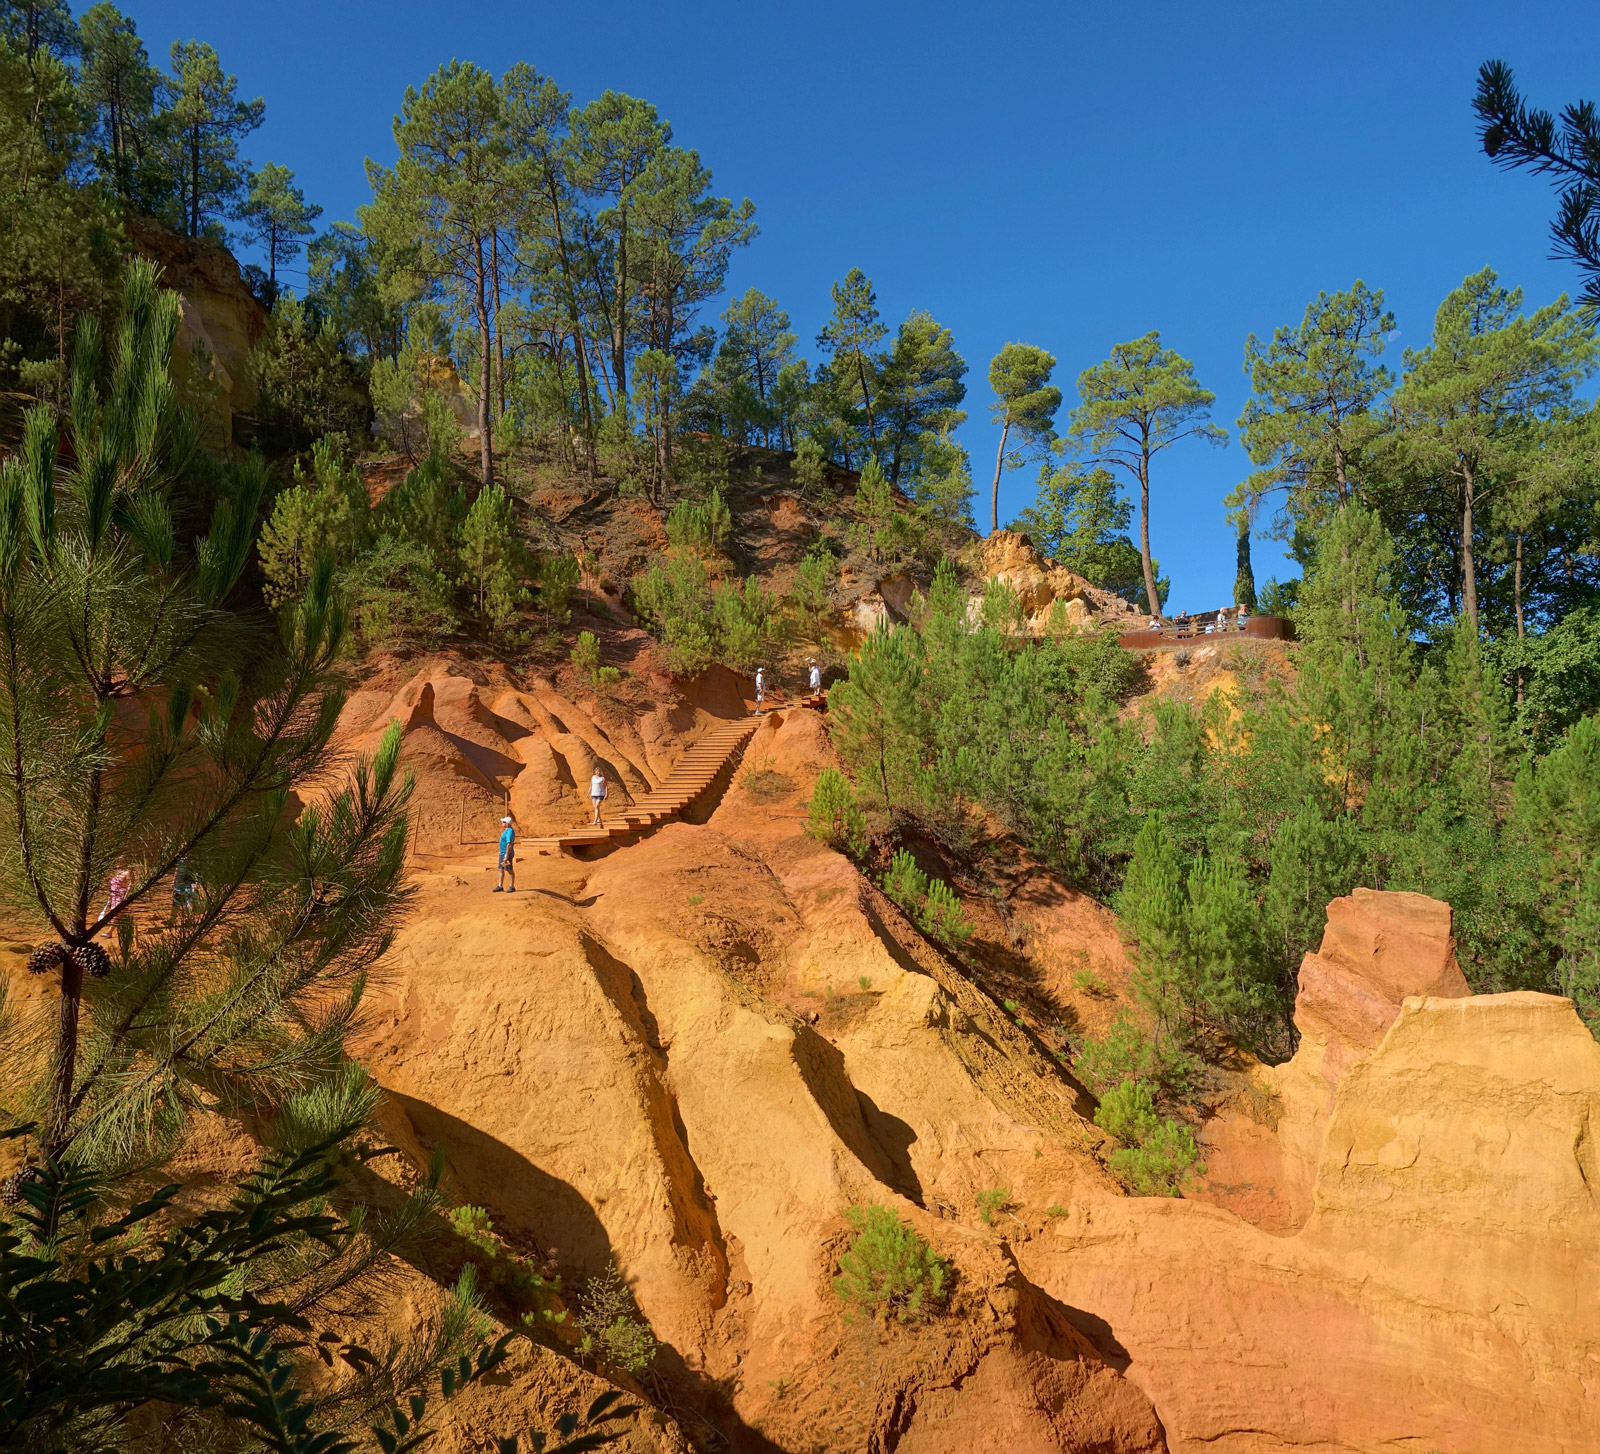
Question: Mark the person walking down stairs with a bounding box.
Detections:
[494,816,517,893]
[590,770,608,826]
[809,660,821,694]
[754,667,765,715]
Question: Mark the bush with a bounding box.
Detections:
[539,551,581,621]
[807,767,867,857]
[833,1203,949,1323]
[1108,1120,1202,1197]
[665,486,731,554]
[343,535,457,649]
[974,1187,1012,1225]
[250,294,370,452]
[572,630,621,690]
[883,847,928,915]
[712,574,786,671]
[883,849,972,944]
[257,435,369,608]
[577,1264,657,1375]
[919,877,972,944]
[1093,1078,1202,1197]
[1073,1010,1196,1100]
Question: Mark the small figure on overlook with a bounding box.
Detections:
[754,666,765,714]
[494,816,516,893]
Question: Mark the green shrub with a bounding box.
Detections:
[1073,966,1109,997]
[447,1204,499,1257]
[807,767,868,857]
[918,877,972,943]
[1093,1078,1202,1197]
[1093,1079,1160,1146]
[1108,1120,1202,1197]
[571,630,621,690]
[577,1264,657,1375]
[539,551,581,620]
[1073,1009,1196,1100]
[712,574,786,671]
[258,435,369,608]
[343,535,457,650]
[373,448,466,563]
[883,848,928,916]
[664,486,731,554]
[974,1187,1012,1226]
[882,850,971,944]
[833,1203,949,1323]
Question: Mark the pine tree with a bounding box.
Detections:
[364,61,511,487]
[1067,333,1225,623]
[986,343,1060,534]
[829,622,923,813]
[818,268,888,451]
[876,310,968,486]
[1391,268,1596,637]
[77,3,167,209]
[165,39,264,238]
[240,161,322,298]
[0,262,410,1167]
[1235,283,1393,529]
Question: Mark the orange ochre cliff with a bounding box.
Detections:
[299,661,1599,1453]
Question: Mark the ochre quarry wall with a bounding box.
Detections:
[1021,891,1600,1454]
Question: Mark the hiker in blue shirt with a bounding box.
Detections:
[494,815,516,893]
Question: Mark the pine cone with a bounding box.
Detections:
[25,943,64,976]
[75,942,112,979]
[0,1165,41,1206]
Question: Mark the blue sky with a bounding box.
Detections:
[124,0,1600,610]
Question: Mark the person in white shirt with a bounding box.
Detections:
[754,667,765,714]
[809,660,821,693]
[590,771,607,826]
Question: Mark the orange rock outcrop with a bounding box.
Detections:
[1023,891,1600,1453]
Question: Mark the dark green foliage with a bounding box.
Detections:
[251,295,373,453]
[0,1126,524,1454]
[806,767,867,857]
[1475,59,1600,310]
[1233,519,1257,610]
[1014,465,1156,607]
[344,535,458,649]
[1093,1081,1203,1197]
[832,1203,949,1323]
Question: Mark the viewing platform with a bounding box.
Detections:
[1119,614,1295,650]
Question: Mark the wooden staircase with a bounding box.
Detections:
[526,715,762,856]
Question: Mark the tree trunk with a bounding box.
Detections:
[1460,461,1478,637]
[989,416,1010,534]
[189,125,200,236]
[1514,530,1525,708]
[475,235,493,488]
[545,179,596,479]
[1138,447,1161,621]
[612,210,627,407]
[45,952,84,1154]
[491,231,507,420]
[857,353,876,444]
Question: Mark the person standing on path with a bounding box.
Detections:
[100,867,132,938]
[494,815,516,893]
[754,667,765,714]
[171,857,197,925]
[809,660,821,694]
[590,770,607,826]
